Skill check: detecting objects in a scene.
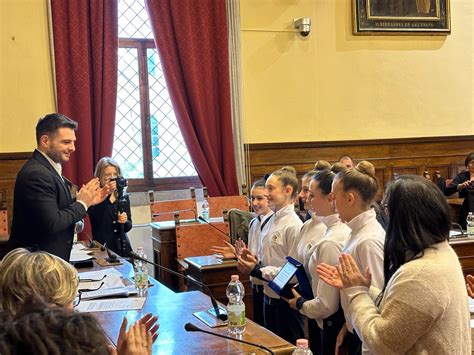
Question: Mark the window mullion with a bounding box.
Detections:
[137,42,153,188]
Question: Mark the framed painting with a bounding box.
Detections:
[353,0,451,34]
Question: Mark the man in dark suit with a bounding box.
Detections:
[9,113,108,261]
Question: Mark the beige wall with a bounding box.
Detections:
[1,0,473,151]
[0,0,55,153]
[241,0,474,143]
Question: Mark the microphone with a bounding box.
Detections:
[129,251,228,324]
[198,216,230,237]
[450,222,466,239]
[87,235,97,249]
[184,322,274,354]
[104,243,120,263]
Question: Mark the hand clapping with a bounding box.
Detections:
[76,178,110,208]
[114,313,159,355]
[317,253,371,289]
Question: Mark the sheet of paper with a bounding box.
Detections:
[75,297,146,312]
[79,275,125,291]
[81,285,137,300]
[78,268,122,280]
[70,249,93,262]
[72,243,86,251]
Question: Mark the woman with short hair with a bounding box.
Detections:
[0,248,78,316]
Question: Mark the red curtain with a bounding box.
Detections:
[145,0,239,196]
[50,0,118,186]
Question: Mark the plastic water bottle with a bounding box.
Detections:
[292,339,313,354]
[201,198,210,221]
[467,212,474,237]
[133,247,148,297]
[226,274,245,335]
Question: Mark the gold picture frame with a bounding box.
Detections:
[353,0,451,35]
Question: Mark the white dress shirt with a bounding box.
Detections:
[300,214,351,328]
[37,149,63,179]
[260,204,303,298]
[341,209,385,333]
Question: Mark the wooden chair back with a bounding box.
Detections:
[199,186,248,218]
[207,195,249,218]
[149,188,197,222]
[175,222,230,259]
[150,199,197,222]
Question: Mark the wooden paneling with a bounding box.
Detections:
[245,135,474,200]
[0,152,30,234]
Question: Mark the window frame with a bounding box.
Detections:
[117,38,201,192]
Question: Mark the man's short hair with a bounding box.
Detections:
[338,155,353,163]
[36,113,78,144]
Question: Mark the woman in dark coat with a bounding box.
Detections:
[444,152,474,228]
[88,157,132,256]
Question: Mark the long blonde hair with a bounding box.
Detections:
[0,248,78,316]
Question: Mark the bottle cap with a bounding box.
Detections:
[231,275,239,281]
[296,339,308,348]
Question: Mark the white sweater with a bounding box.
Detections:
[346,240,471,355]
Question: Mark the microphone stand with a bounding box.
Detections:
[117,192,128,257]
[197,216,230,237]
[151,209,198,224]
[129,251,228,327]
[450,222,466,239]
[184,323,275,354]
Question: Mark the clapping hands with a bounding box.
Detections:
[113,313,159,355]
[317,254,371,289]
[77,178,111,208]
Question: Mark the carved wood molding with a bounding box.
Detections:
[0,152,31,161]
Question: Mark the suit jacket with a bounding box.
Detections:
[8,150,87,260]
[445,171,473,228]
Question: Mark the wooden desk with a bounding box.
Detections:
[450,237,474,277]
[447,198,464,224]
[185,255,254,320]
[150,217,226,291]
[151,220,180,290]
[86,248,294,354]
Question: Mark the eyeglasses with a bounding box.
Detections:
[73,281,105,308]
[78,274,106,282]
[73,292,82,308]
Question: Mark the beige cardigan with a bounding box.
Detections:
[345,240,471,354]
